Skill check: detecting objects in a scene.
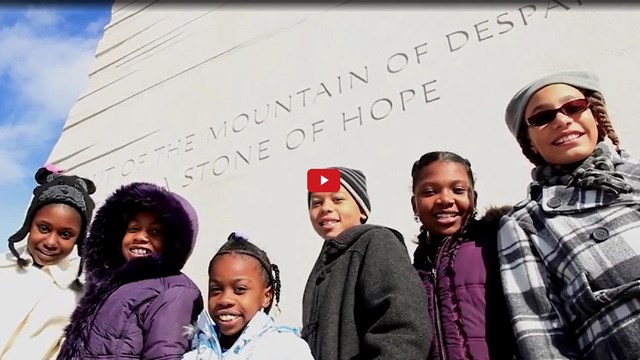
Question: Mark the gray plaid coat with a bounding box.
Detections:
[498,150,640,360]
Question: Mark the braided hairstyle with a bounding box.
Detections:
[411,151,478,222]
[517,90,621,165]
[410,152,478,358]
[209,232,281,313]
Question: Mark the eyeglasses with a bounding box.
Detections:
[526,98,589,127]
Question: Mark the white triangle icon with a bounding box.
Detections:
[320,175,328,185]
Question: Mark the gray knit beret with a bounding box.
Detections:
[505,70,601,138]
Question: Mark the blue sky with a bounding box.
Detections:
[0,4,112,251]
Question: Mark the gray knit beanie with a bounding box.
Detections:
[307,166,371,221]
[505,70,601,138]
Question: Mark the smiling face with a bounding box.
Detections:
[525,84,599,165]
[208,253,272,348]
[121,211,165,261]
[309,186,366,240]
[411,160,474,238]
[27,203,83,266]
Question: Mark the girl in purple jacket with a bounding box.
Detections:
[410,151,518,360]
[57,182,204,360]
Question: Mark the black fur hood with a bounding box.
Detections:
[469,205,513,234]
[83,182,198,280]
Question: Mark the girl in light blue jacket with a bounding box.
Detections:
[183,232,313,360]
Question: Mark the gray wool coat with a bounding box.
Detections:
[302,224,431,360]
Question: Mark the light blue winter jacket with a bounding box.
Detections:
[183,310,314,360]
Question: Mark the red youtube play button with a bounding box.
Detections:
[307,169,340,192]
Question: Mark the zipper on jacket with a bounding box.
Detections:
[430,236,451,360]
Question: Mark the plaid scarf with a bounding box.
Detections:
[531,142,633,195]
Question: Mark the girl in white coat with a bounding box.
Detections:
[183,232,314,360]
[0,166,95,360]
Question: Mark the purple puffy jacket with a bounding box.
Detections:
[413,206,518,360]
[57,183,204,360]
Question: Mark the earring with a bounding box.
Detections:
[414,214,420,222]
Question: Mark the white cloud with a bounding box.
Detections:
[85,17,108,36]
[0,149,26,183]
[0,109,64,185]
[24,7,62,28]
[0,8,104,185]
[0,17,98,117]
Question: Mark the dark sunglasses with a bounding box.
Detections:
[526,98,589,127]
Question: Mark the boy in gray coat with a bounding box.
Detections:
[302,166,431,360]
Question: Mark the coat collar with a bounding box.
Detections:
[322,224,404,265]
[194,310,290,358]
[517,149,640,214]
[0,244,80,289]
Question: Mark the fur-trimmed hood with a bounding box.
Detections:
[83,182,198,280]
[468,205,512,234]
[480,205,512,223]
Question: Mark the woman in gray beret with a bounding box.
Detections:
[498,71,640,360]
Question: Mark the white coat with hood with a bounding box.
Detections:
[0,244,81,359]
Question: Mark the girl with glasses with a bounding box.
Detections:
[500,71,640,359]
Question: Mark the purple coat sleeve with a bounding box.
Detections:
[141,285,203,360]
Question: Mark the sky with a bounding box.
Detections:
[0,3,112,251]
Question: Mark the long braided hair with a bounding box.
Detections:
[411,151,478,359]
[517,90,621,165]
[209,232,281,314]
